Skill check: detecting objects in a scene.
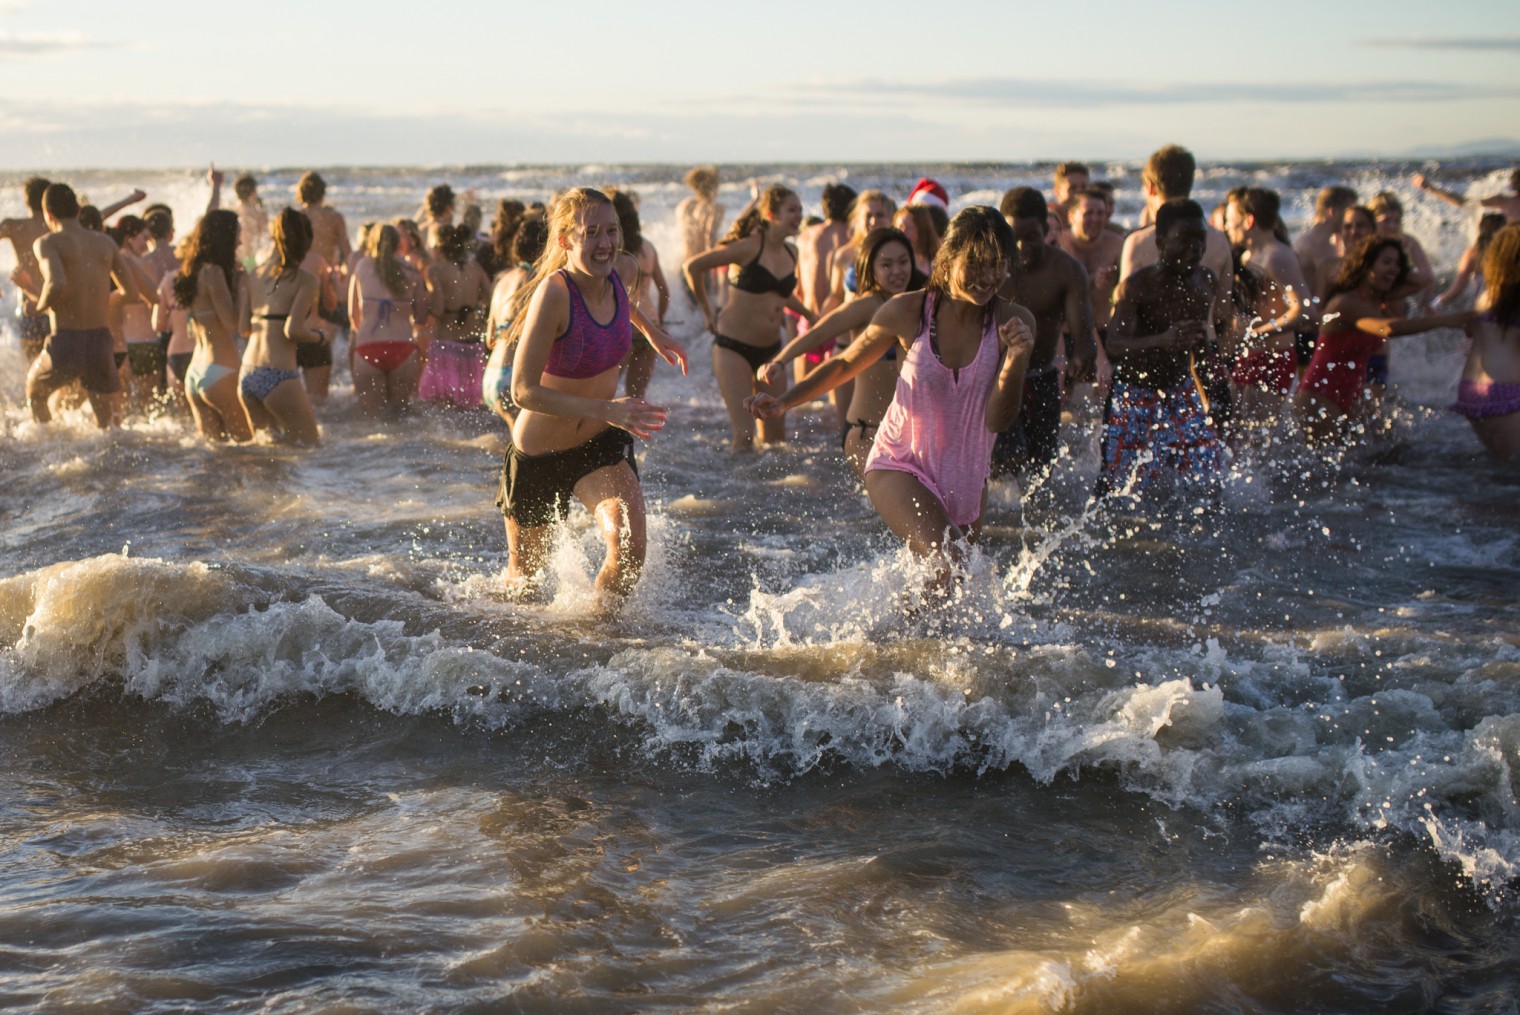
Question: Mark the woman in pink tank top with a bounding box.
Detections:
[496,188,688,612]
[748,206,1036,595]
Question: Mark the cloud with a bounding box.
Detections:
[782,76,1520,109]
[1363,35,1520,52]
[0,31,104,57]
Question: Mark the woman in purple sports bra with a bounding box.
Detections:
[1452,223,1520,461]
[496,187,687,610]
[747,206,1037,596]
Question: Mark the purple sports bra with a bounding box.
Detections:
[544,269,632,379]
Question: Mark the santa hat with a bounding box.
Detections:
[907,177,949,211]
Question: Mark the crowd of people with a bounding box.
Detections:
[4,148,1518,612]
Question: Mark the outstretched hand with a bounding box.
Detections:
[607,397,669,440]
[757,360,786,386]
[649,333,689,376]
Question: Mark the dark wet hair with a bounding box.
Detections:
[271,207,313,281]
[426,184,455,219]
[78,205,103,231]
[24,176,50,214]
[1232,187,1281,230]
[1155,198,1205,236]
[297,171,326,205]
[609,189,643,256]
[821,183,857,222]
[438,223,474,267]
[927,206,1012,298]
[856,227,926,297]
[485,198,527,275]
[146,210,173,241]
[511,213,548,265]
[1330,235,1409,299]
[174,209,240,307]
[999,186,1047,223]
[43,183,80,220]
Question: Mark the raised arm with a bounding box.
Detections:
[98,189,148,221]
[1413,173,1467,210]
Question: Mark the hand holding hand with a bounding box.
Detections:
[744,392,784,419]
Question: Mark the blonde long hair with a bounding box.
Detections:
[367,223,410,300]
[502,187,613,351]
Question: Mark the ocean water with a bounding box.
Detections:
[1,160,1518,1013]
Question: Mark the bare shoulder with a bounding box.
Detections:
[1049,245,1089,283]
[876,290,927,333]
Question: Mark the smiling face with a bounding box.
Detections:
[863,199,892,233]
[767,194,804,238]
[1070,194,1106,243]
[1366,245,1403,294]
[871,239,915,295]
[565,202,622,276]
[949,254,1007,306]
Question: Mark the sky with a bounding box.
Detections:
[1,0,1518,169]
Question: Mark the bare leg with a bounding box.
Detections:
[351,356,388,416]
[863,467,967,599]
[206,373,253,442]
[1469,415,1520,463]
[504,515,555,599]
[240,385,279,439]
[573,460,647,610]
[712,343,762,452]
[303,363,332,405]
[387,355,421,410]
[25,352,57,423]
[263,379,320,445]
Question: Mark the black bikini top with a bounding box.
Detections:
[729,230,796,298]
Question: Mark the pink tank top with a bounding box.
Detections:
[864,291,1002,528]
[544,269,631,379]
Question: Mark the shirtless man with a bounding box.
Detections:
[1048,161,1089,240]
[1294,186,1357,295]
[233,175,268,270]
[1415,167,1520,224]
[296,171,351,401]
[140,209,178,283]
[1224,186,1310,431]
[992,187,1096,476]
[1099,199,1224,502]
[22,184,140,428]
[1058,186,1125,331]
[1119,145,1235,427]
[1,177,54,360]
[796,182,855,314]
